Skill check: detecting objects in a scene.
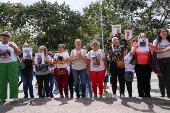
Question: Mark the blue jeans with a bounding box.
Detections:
[19,68,34,98]
[72,68,86,98]
[85,73,93,98]
[54,79,57,87]
[43,74,54,94]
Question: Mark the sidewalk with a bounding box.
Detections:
[0,73,170,113]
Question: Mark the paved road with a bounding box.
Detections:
[0,73,170,113]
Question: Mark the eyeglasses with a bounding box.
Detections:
[83,48,87,49]
[1,34,10,37]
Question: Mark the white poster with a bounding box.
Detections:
[22,48,32,59]
[35,53,44,64]
[138,38,149,51]
[125,28,133,40]
[111,24,121,36]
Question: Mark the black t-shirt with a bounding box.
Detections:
[19,52,34,69]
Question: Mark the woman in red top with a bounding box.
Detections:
[130,33,154,97]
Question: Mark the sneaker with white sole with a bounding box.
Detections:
[0,99,5,103]
[13,98,19,102]
[120,94,125,98]
[112,94,116,98]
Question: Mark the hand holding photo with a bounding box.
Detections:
[138,38,149,51]
[111,24,121,37]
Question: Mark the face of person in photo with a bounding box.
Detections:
[159,29,168,38]
[82,46,88,53]
[74,40,81,49]
[37,57,42,64]
[117,29,120,33]
[92,42,99,50]
[38,47,45,54]
[58,45,64,53]
[112,38,119,47]
[2,33,10,43]
[22,44,29,48]
[140,33,147,39]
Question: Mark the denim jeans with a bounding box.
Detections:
[72,68,86,98]
[19,68,34,98]
[85,73,93,98]
[43,74,55,94]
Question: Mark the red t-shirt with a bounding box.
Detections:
[133,42,156,65]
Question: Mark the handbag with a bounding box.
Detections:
[57,68,67,76]
[124,71,134,81]
[17,56,25,69]
[117,60,125,68]
[149,51,162,75]
[130,53,137,65]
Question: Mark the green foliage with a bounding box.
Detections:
[0,0,169,53]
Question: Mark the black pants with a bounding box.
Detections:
[125,81,132,97]
[110,62,125,96]
[36,73,51,97]
[135,64,151,97]
[158,58,170,97]
[68,75,74,98]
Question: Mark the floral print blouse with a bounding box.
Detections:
[105,39,128,63]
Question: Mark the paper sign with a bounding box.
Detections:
[22,48,32,59]
[35,53,44,64]
[138,38,149,51]
[125,28,133,40]
[111,24,121,36]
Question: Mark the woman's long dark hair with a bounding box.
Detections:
[156,29,170,46]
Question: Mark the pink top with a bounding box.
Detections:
[133,42,155,65]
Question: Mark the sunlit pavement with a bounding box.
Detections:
[0,73,170,113]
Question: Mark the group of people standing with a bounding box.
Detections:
[0,28,170,102]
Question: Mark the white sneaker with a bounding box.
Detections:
[112,94,116,98]
[0,99,5,103]
[13,98,19,102]
[120,94,125,98]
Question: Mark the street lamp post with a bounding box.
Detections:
[100,1,104,51]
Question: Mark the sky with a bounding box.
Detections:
[0,0,99,14]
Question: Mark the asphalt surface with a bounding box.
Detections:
[0,73,170,113]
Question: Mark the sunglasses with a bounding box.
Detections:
[1,34,10,37]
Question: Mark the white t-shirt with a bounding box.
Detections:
[0,42,18,63]
[87,49,105,71]
[70,49,86,70]
[54,52,69,68]
[124,53,133,72]
[153,39,170,59]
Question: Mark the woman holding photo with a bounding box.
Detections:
[105,32,128,98]
[87,41,107,98]
[34,46,52,98]
[53,44,70,98]
[153,29,170,97]
[130,33,154,97]
[19,43,34,98]
[0,31,21,102]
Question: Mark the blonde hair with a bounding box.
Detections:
[39,46,48,55]
[138,33,148,39]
